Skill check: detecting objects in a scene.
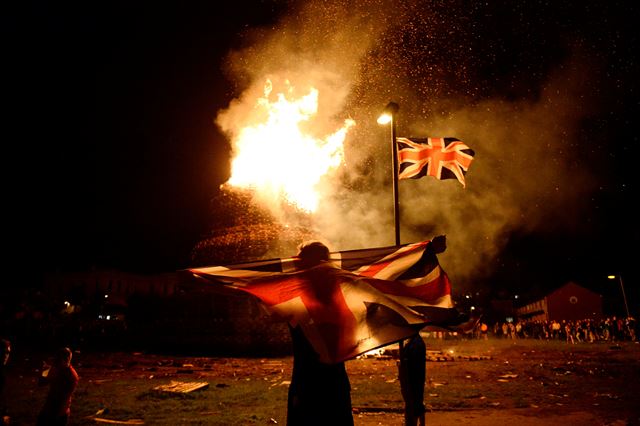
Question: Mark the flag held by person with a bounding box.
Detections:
[396,137,475,187]
[189,238,466,364]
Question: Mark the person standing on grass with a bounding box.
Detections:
[286,241,354,426]
[36,347,79,426]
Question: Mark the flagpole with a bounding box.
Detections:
[378,101,401,245]
[380,102,427,426]
[391,108,400,246]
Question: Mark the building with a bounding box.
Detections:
[516,281,603,322]
[42,268,290,355]
[44,269,181,305]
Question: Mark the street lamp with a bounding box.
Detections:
[608,274,630,318]
[378,102,400,246]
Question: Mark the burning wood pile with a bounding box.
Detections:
[190,187,317,266]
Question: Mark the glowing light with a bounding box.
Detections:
[377,102,399,125]
[227,79,355,212]
[377,113,392,125]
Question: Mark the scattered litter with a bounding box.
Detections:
[153,381,209,393]
[93,418,144,425]
[268,418,278,424]
[594,393,619,399]
[375,355,393,361]
[498,374,518,379]
[459,355,492,361]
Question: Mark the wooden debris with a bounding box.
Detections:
[93,418,144,425]
[153,380,209,393]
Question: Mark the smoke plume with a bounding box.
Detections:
[215,0,603,291]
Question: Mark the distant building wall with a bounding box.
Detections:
[44,269,180,305]
[42,269,291,355]
[516,282,603,322]
[516,298,548,322]
[546,282,603,321]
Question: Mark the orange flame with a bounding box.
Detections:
[226,79,355,212]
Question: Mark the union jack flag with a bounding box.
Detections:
[189,239,467,364]
[397,137,475,187]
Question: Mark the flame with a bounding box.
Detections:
[227,79,355,212]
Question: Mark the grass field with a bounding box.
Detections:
[3,337,639,425]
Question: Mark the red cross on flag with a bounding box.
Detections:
[189,239,466,364]
[397,137,475,187]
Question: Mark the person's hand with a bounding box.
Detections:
[430,235,446,254]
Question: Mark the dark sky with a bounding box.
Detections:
[5,1,285,274]
[4,1,639,311]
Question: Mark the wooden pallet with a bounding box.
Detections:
[154,380,209,393]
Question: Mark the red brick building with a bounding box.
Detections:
[516,282,603,322]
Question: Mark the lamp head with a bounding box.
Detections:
[377,102,399,125]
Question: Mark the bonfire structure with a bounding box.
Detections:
[187,187,318,355]
[191,187,317,266]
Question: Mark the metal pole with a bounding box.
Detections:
[391,112,400,246]
[618,275,630,318]
[382,102,422,426]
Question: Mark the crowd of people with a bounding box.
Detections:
[473,316,638,343]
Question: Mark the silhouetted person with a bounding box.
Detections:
[287,241,353,426]
[0,339,9,425]
[398,235,447,426]
[37,347,79,426]
[399,334,426,426]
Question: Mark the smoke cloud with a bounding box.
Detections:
[215,0,603,291]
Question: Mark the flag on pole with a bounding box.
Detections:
[396,137,475,187]
[189,239,465,364]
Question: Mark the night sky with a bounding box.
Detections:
[4,1,639,312]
